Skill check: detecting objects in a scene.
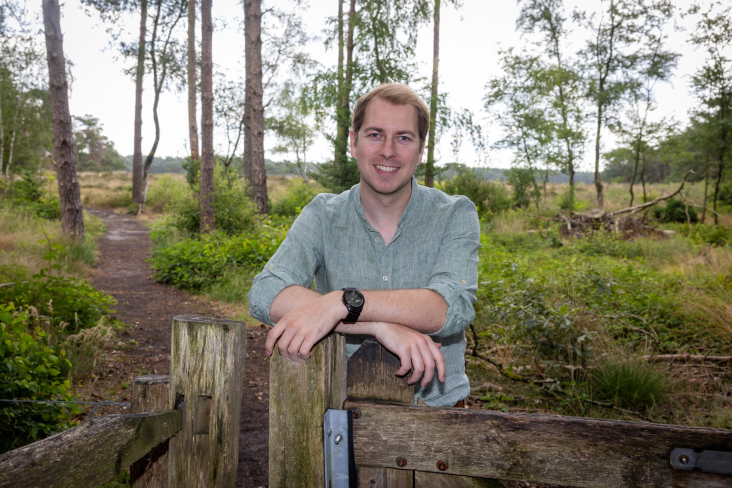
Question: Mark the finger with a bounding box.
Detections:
[298,334,319,360]
[277,324,300,360]
[265,321,287,355]
[417,341,435,387]
[287,331,307,363]
[394,348,412,376]
[430,340,446,382]
[408,346,425,385]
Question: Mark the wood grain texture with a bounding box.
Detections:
[415,471,504,488]
[359,466,386,488]
[387,468,415,487]
[0,411,181,488]
[269,333,346,488]
[347,338,413,403]
[345,401,732,488]
[130,375,171,488]
[168,315,248,488]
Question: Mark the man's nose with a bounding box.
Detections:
[380,137,396,159]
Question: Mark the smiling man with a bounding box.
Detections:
[248,83,480,407]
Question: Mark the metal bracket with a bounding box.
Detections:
[670,448,732,475]
[323,409,357,488]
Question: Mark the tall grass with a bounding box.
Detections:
[590,355,671,410]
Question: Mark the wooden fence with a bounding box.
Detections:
[271,335,732,488]
[0,315,247,488]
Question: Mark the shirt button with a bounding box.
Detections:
[382,275,388,282]
[269,265,274,270]
[461,279,466,285]
[375,237,380,242]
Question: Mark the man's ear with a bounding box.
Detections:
[349,130,357,157]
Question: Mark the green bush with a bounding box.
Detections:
[270,180,320,217]
[673,223,732,247]
[168,165,258,236]
[590,355,671,410]
[0,303,76,454]
[145,174,187,213]
[443,165,511,219]
[654,199,698,224]
[150,224,287,291]
[8,174,61,220]
[506,167,540,209]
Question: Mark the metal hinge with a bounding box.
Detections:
[323,409,357,488]
[670,448,732,475]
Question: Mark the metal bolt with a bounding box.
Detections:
[678,454,690,465]
[437,460,448,471]
[396,457,407,468]
[334,434,343,445]
[352,408,361,419]
[327,428,332,437]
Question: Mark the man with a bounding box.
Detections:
[248,83,480,407]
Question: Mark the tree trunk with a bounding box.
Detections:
[0,72,5,190]
[187,0,199,162]
[132,0,147,206]
[199,0,214,232]
[4,91,23,198]
[713,160,723,225]
[640,153,647,203]
[242,1,253,184]
[425,0,440,188]
[594,102,604,208]
[701,155,709,223]
[244,0,268,214]
[334,0,356,168]
[334,0,344,165]
[42,0,85,239]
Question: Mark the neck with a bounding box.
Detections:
[359,178,412,230]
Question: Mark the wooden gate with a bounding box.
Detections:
[270,334,732,488]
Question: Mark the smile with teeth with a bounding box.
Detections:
[375,165,398,172]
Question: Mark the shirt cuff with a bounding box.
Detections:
[424,281,474,337]
[248,268,299,326]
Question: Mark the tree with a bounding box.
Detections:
[74,115,127,172]
[199,0,213,232]
[267,82,315,181]
[138,0,187,213]
[132,0,147,207]
[187,0,199,163]
[517,0,586,205]
[42,0,84,239]
[686,1,732,224]
[244,0,267,214]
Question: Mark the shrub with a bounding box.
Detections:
[654,199,698,224]
[590,355,670,410]
[145,174,187,213]
[506,167,540,209]
[168,165,258,236]
[443,165,511,219]
[0,303,76,453]
[270,180,321,217]
[150,224,287,291]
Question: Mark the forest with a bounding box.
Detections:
[1,0,731,485]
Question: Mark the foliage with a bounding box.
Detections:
[442,165,511,219]
[270,179,321,217]
[589,355,671,410]
[0,303,76,454]
[73,115,126,172]
[168,165,258,236]
[7,174,61,220]
[654,199,698,223]
[150,224,287,291]
[144,174,188,213]
[506,167,540,208]
[312,157,361,194]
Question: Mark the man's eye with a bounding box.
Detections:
[397,136,412,143]
[367,132,382,139]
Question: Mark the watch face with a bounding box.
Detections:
[344,289,364,308]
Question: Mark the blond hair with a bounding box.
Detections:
[352,83,430,146]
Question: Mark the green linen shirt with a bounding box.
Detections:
[248,177,480,406]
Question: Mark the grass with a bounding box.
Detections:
[589,354,672,410]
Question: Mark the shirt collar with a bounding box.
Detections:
[349,177,420,230]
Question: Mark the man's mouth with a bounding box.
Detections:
[375,165,398,173]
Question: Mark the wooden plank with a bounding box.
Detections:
[348,338,413,403]
[130,374,171,488]
[387,467,414,488]
[359,466,386,488]
[0,410,181,488]
[345,400,732,488]
[269,333,347,488]
[415,471,504,488]
[168,315,248,488]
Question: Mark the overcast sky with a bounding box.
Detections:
[59,0,710,170]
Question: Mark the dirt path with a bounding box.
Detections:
[83,209,269,487]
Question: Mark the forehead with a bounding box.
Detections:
[360,97,419,133]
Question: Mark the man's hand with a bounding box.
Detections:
[372,322,445,387]
[265,291,346,361]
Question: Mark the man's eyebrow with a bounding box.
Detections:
[362,126,417,137]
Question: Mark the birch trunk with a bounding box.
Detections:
[132,0,147,206]
[199,0,214,232]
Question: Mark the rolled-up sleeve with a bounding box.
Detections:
[248,197,324,326]
[424,197,480,338]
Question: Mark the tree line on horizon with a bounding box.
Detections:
[1,0,731,239]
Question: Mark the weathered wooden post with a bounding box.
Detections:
[269,333,346,487]
[167,315,247,487]
[130,374,171,488]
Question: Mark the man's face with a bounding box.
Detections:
[350,97,424,199]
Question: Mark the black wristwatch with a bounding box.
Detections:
[341,288,365,323]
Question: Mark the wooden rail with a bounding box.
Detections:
[0,315,247,488]
[270,336,732,488]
